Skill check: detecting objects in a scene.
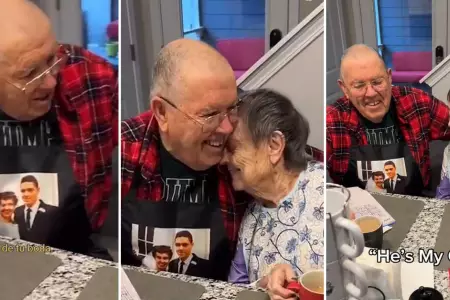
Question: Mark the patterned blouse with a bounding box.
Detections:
[436,144,450,199]
[228,161,324,283]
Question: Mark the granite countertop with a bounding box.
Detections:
[8,193,444,300]
[0,236,116,300]
[375,193,449,298]
[1,235,263,300]
[122,265,264,300]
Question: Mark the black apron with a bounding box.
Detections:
[123,177,233,281]
[0,145,92,254]
[344,133,424,196]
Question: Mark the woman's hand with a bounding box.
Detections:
[260,264,298,300]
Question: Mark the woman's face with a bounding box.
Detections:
[223,121,271,192]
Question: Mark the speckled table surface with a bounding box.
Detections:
[122,265,263,300]
[4,193,444,300]
[0,236,116,300]
[372,192,449,299]
[0,236,263,300]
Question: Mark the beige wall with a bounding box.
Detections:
[262,34,324,150]
[239,5,324,150]
[340,0,377,48]
[299,0,323,23]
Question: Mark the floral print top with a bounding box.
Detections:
[228,161,324,283]
[436,144,450,199]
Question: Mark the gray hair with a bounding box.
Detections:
[150,47,177,98]
[238,89,310,171]
[339,44,386,80]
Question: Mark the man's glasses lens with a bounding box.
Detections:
[22,49,68,93]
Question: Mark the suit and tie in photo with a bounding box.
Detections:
[14,175,57,243]
[168,253,209,277]
[167,230,209,277]
[383,161,407,194]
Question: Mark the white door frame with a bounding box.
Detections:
[147,0,183,51]
[350,0,378,50]
[121,0,146,119]
[265,0,322,52]
[33,0,83,46]
[265,0,289,52]
[326,0,347,103]
[433,0,449,66]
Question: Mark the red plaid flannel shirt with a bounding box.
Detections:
[55,45,118,231]
[121,111,249,253]
[327,86,450,187]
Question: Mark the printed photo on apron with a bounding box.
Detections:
[131,225,211,277]
[0,173,58,242]
[357,157,407,194]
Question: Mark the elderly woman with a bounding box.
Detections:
[224,89,324,285]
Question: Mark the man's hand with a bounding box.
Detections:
[260,264,298,300]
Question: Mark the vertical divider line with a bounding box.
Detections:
[323,0,328,294]
[118,0,123,298]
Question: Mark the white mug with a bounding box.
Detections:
[326,184,368,299]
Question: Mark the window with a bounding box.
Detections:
[81,0,118,67]
[182,0,202,40]
[360,161,373,184]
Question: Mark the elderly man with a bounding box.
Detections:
[121,39,298,299]
[327,44,450,196]
[0,0,117,258]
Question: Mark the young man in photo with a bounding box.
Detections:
[168,231,208,277]
[14,175,57,242]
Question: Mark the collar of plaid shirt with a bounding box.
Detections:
[53,44,118,231]
[327,86,450,187]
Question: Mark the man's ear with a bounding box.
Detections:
[386,68,392,85]
[267,131,285,165]
[337,79,350,99]
[151,96,169,132]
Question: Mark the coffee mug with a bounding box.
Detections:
[355,216,383,249]
[298,270,324,300]
[326,183,368,299]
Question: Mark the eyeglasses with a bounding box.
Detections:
[5,45,70,94]
[159,95,242,133]
[348,76,388,96]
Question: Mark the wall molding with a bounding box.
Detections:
[420,54,450,87]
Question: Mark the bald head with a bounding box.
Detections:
[340,44,386,82]
[0,0,59,122]
[150,39,235,102]
[0,0,53,64]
